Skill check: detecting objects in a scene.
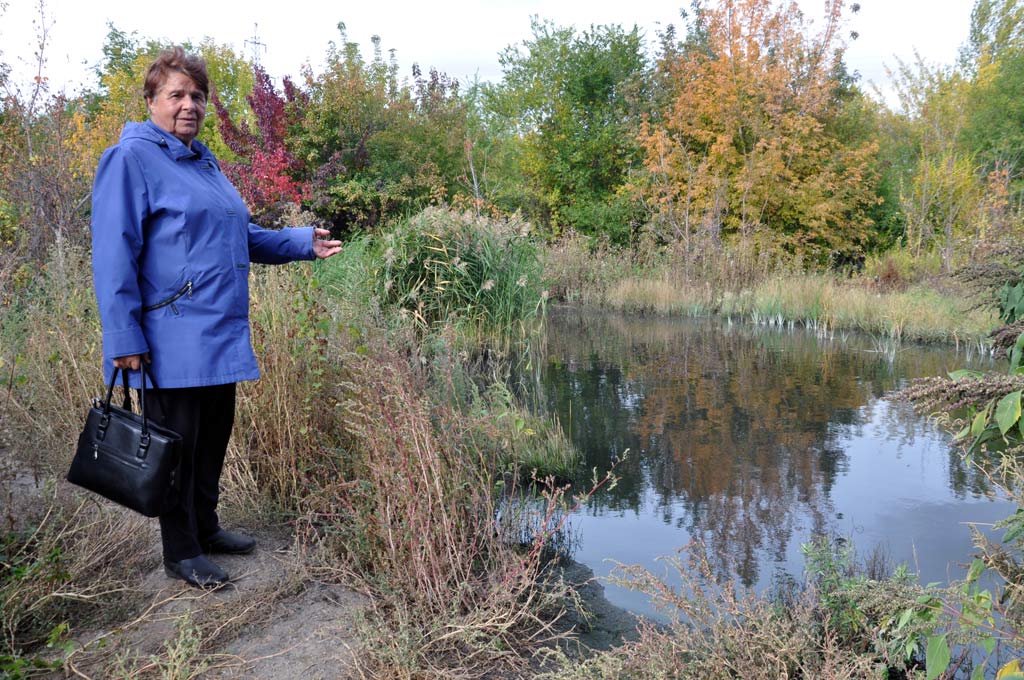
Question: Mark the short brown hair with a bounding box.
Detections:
[143,47,209,101]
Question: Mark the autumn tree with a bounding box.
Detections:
[72,28,255,174]
[636,0,880,266]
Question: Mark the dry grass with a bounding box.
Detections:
[543,237,999,345]
[1,487,157,666]
[541,543,882,680]
[222,262,350,521]
[721,275,997,344]
[298,340,573,679]
[2,246,102,474]
[1,239,583,678]
[604,276,714,316]
[60,569,309,679]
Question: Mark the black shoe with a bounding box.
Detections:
[200,528,256,555]
[163,555,229,589]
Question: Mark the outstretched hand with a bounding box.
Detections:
[313,228,342,260]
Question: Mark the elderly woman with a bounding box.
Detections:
[91,47,341,588]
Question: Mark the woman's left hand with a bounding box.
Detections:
[313,228,342,260]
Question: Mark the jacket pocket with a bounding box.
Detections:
[143,280,192,316]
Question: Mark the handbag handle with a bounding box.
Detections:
[102,365,158,456]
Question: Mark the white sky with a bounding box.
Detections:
[1,0,977,105]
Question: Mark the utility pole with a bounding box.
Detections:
[245,23,266,65]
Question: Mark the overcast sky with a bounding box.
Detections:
[1,0,977,105]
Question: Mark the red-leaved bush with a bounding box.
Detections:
[211,65,307,216]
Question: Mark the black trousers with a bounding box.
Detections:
[143,383,236,561]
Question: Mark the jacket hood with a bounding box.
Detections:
[119,120,211,160]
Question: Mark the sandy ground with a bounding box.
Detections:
[49,525,368,679]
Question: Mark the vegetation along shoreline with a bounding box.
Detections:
[5,0,1024,677]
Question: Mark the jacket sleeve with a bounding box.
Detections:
[247,224,316,264]
[91,146,150,361]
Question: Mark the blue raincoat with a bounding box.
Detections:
[91,120,315,389]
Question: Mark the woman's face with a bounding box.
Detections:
[146,71,206,147]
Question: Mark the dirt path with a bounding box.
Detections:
[19,496,369,678]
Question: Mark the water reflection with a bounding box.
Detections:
[535,308,1010,613]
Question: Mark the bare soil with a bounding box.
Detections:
[47,527,366,678]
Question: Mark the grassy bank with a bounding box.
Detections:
[0,208,579,678]
[544,235,1000,346]
[3,211,1016,678]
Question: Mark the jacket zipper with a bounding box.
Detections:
[143,281,192,314]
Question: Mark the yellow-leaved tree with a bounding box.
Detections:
[69,28,255,182]
[636,0,880,267]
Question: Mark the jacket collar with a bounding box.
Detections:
[123,120,213,161]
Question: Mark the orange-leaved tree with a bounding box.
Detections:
[636,0,880,267]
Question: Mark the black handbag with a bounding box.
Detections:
[67,366,182,517]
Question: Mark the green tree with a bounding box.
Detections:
[961,0,1024,211]
[489,18,649,243]
[890,56,992,269]
[296,24,469,233]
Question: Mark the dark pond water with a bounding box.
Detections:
[533,307,1015,621]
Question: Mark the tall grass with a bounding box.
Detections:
[2,246,103,473]
[299,339,573,677]
[604,277,715,316]
[224,263,350,520]
[367,207,547,346]
[720,276,996,344]
[0,236,577,676]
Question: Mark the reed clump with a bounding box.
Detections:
[371,207,547,346]
[543,237,998,345]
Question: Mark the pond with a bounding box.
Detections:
[533,307,1015,621]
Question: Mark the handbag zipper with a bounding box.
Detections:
[92,442,151,469]
[142,281,192,314]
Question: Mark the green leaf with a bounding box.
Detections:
[996,391,1023,434]
[926,635,951,680]
[968,427,999,456]
[949,369,984,380]
[1009,283,1024,318]
[897,608,915,629]
[971,408,990,437]
[954,423,972,441]
[982,636,997,654]
[1004,509,1024,543]
[998,659,1024,678]
[1012,334,1024,372]
[966,558,986,583]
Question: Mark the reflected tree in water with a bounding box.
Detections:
[539,309,975,586]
